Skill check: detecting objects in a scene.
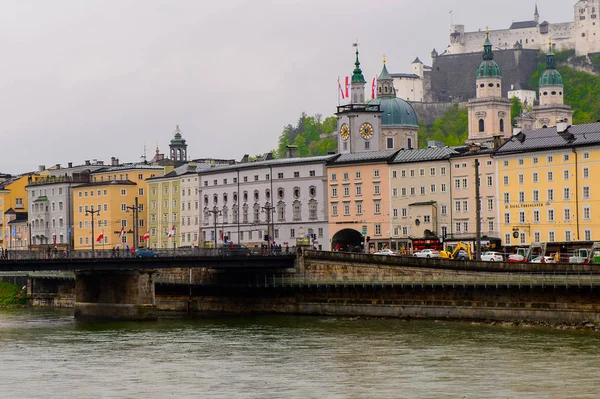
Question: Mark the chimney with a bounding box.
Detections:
[512,127,522,136]
[492,135,504,149]
[264,152,273,161]
[98,160,104,165]
[68,162,73,168]
[241,154,249,164]
[38,165,46,171]
[556,119,569,133]
[55,164,60,169]
[286,145,299,158]
[111,157,119,166]
[85,160,91,166]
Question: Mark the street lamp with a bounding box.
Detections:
[207,206,221,249]
[261,204,275,248]
[125,197,141,252]
[85,207,101,258]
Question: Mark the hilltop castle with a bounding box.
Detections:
[447,1,600,56]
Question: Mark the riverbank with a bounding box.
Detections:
[0,281,27,307]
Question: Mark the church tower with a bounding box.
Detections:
[350,45,366,104]
[169,125,188,162]
[466,31,512,145]
[336,46,382,154]
[534,3,539,24]
[534,41,573,128]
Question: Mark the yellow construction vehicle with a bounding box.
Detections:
[440,242,472,261]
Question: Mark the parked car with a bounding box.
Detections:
[413,249,440,258]
[373,249,396,256]
[481,251,504,262]
[134,247,159,258]
[530,255,555,263]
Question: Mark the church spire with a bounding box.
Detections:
[482,28,494,61]
[534,3,539,23]
[376,55,395,98]
[351,43,366,84]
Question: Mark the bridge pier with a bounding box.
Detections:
[74,270,157,321]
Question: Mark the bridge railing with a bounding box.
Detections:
[252,271,600,289]
[0,246,297,261]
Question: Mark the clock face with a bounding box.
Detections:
[340,124,349,141]
[360,123,374,140]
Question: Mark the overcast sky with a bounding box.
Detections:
[0,0,572,173]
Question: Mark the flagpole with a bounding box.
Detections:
[337,76,340,106]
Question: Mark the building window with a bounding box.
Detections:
[331,173,337,181]
[343,202,350,216]
[356,185,363,196]
[441,183,446,193]
[374,200,381,214]
[375,224,381,236]
[563,170,570,180]
[583,206,591,220]
[585,229,592,241]
[386,137,394,149]
[519,211,526,223]
[488,220,494,232]
[332,203,338,217]
[533,190,539,202]
[583,186,590,199]
[487,198,494,211]
[373,170,380,178]
[548,209,555,222]
[374,185,380,195]
[532,157,538,164]
[504,212,510,224]
[564,188,570,200]
[518,174,524,184]
[504,233,511,245]
[441,167,446,175]
[532,173,538,183]
[547,171,554,182]
[564,208,571,222]
[293,201,301,221]
[583,167,589,179]
[518,159,524,166]
[503,193,510,204]
[565,230,572,242]
[478,119,485,132]
[309,200,317,220]
[518,191,525,203]
[547,189,554,201]
[357,202,363,215]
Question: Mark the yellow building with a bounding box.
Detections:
[146,165,184,249]
[0,174,33,250]
[72,164,163,251]
[495,122,600,246]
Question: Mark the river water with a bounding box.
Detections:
[0,309,599,399]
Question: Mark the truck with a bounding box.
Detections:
[569,242,600,264]
[440,242,472,261]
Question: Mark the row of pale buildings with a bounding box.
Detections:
[0,33,598,253]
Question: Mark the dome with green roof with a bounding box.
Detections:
[476,34,501,79]
[539,47,563,87]
[367,62,418,127]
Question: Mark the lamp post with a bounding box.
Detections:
[261,204,275,248]
[85,207,101,258]
[207,206,221,249]
[125,197,141,252]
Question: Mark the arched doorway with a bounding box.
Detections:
[332,229,363,252]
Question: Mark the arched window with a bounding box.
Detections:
[479,119,485,133]
[499,118,505,133]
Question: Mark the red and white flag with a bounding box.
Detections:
[345,76,350,98]
[168,226,175,238]
[118,226,125,241]
[338,78,345,100]
[371,77,377,99]
[141,231,150,241]
[96,232,104,243]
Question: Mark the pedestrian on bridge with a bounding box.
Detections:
[125,244,130,258]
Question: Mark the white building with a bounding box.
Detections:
[199,152,335,249]
[391,57,430,102]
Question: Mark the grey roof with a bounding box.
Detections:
[201,154,336,175]
[495,122,600,155]
[390,73,419,79]
[391,147,457,164]
[328,150,398,165]
[94,163,164,173]
[147,162,213,181]
[509,20,537,29]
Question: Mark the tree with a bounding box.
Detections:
[510,96,523,125]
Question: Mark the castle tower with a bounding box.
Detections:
[169,125,188,162]
[466,31,512,145]
[350,45,366,104]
